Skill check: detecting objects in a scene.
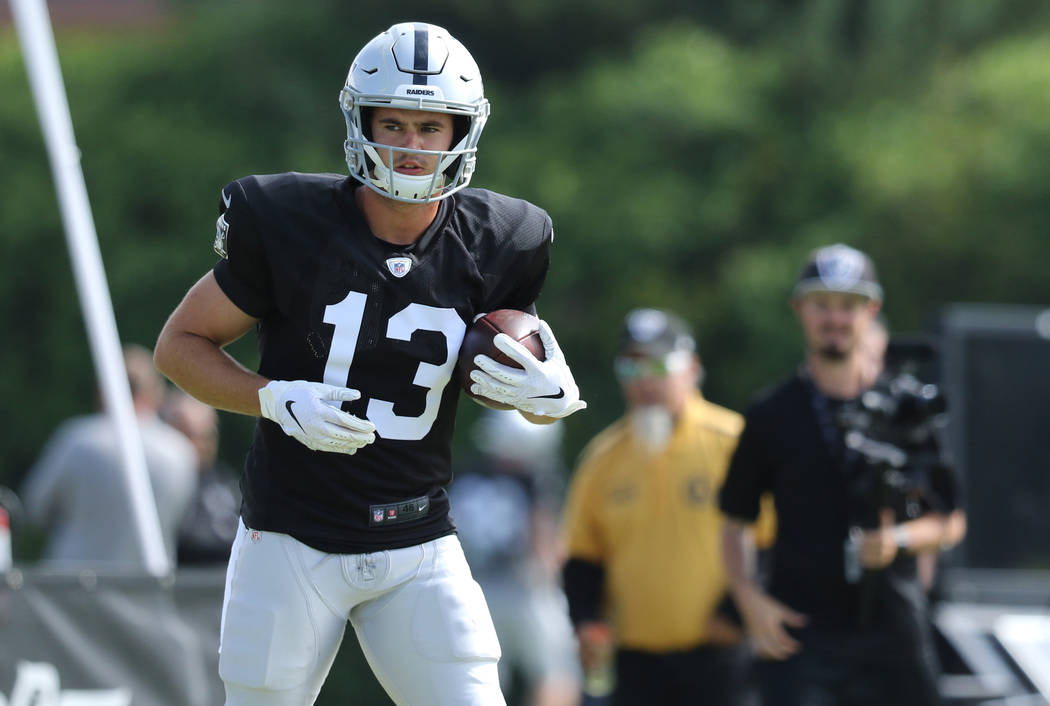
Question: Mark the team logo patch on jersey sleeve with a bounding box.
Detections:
[214,213,230,259]
[385,256,413,278]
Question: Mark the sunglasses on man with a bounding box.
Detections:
[613,351,692,381]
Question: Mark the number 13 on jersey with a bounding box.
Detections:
[322,291,467,441]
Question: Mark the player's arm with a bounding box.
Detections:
[856,508,963,568]
[156,272,376,455]
[560,459,612,671]
[722,515,807,660]
[721,516,759,605]
[155,271,265,416]
[942,508,967,550]
[563,556,611,673]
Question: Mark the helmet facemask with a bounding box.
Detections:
[340,23,490,204]
[340,92,488,203]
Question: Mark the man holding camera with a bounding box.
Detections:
[719,244,963,706]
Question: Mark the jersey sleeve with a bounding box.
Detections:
[482,207,553,313]
[718,403,774,523]
[211,178,273,318]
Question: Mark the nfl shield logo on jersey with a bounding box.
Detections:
[385,256,412,278]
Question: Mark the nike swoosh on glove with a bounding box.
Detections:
[258,380,376,455]
[469,320,587,418]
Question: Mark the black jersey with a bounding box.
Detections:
[718,375,860,628]
[212,172,553,553]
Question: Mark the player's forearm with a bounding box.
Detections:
[154,329,266,416]
[721,518,760,596]
[943,509,967,549]
[896,512,965,554]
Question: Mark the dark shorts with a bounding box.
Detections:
[757,628,941,706]
[613,643,759,706]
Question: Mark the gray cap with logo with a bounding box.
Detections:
[617,308,696,358]
[792,243,883,302]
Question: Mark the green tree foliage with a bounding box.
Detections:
[3,1,1050,702]
[2,0,1049,532]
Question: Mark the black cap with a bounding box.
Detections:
[792,243,883,301]
[617,308,696,358]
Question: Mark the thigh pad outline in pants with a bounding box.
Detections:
[352,536,504,705]
[218,527,346,694]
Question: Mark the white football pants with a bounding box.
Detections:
[219,521,505,706]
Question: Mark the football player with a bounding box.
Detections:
[154,22,585,706]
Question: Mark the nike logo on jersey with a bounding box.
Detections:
[221,189,232,209]
[285,400,305,432]
[385,256,413,278]
[530,388,565,400]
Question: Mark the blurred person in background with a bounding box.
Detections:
[561,308,770,706]
[719,244,964,706]
[161,389,242,565]
[449,410,581,706]
[20,344,197,568]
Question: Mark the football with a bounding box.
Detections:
[457,309,546,410]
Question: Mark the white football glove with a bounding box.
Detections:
[258,380,376,455]
[469,320,587,419]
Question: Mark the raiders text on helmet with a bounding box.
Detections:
[340,22,490,203]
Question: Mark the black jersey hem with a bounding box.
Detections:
[241,517,458,555]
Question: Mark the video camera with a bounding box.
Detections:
[838,337,953,587]
[839,370,947,472]
[839,334,946,470]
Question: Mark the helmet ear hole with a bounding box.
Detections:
[440,115,472,179]
[452,115,469,148]
[360,107,374,141]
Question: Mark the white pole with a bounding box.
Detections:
[10,0,171,576]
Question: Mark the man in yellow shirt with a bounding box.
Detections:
[562,308,767,705]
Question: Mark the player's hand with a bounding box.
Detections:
[734,584,807,660]
[469,320,587,418]
[576,621,614,675]
[859,509,900,569]
[258,380,376,455]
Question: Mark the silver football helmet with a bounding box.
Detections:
[340,22,490,203]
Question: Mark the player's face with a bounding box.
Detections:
[616,351,699,415]
[794,291,879,361]
[369,108,455,177]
